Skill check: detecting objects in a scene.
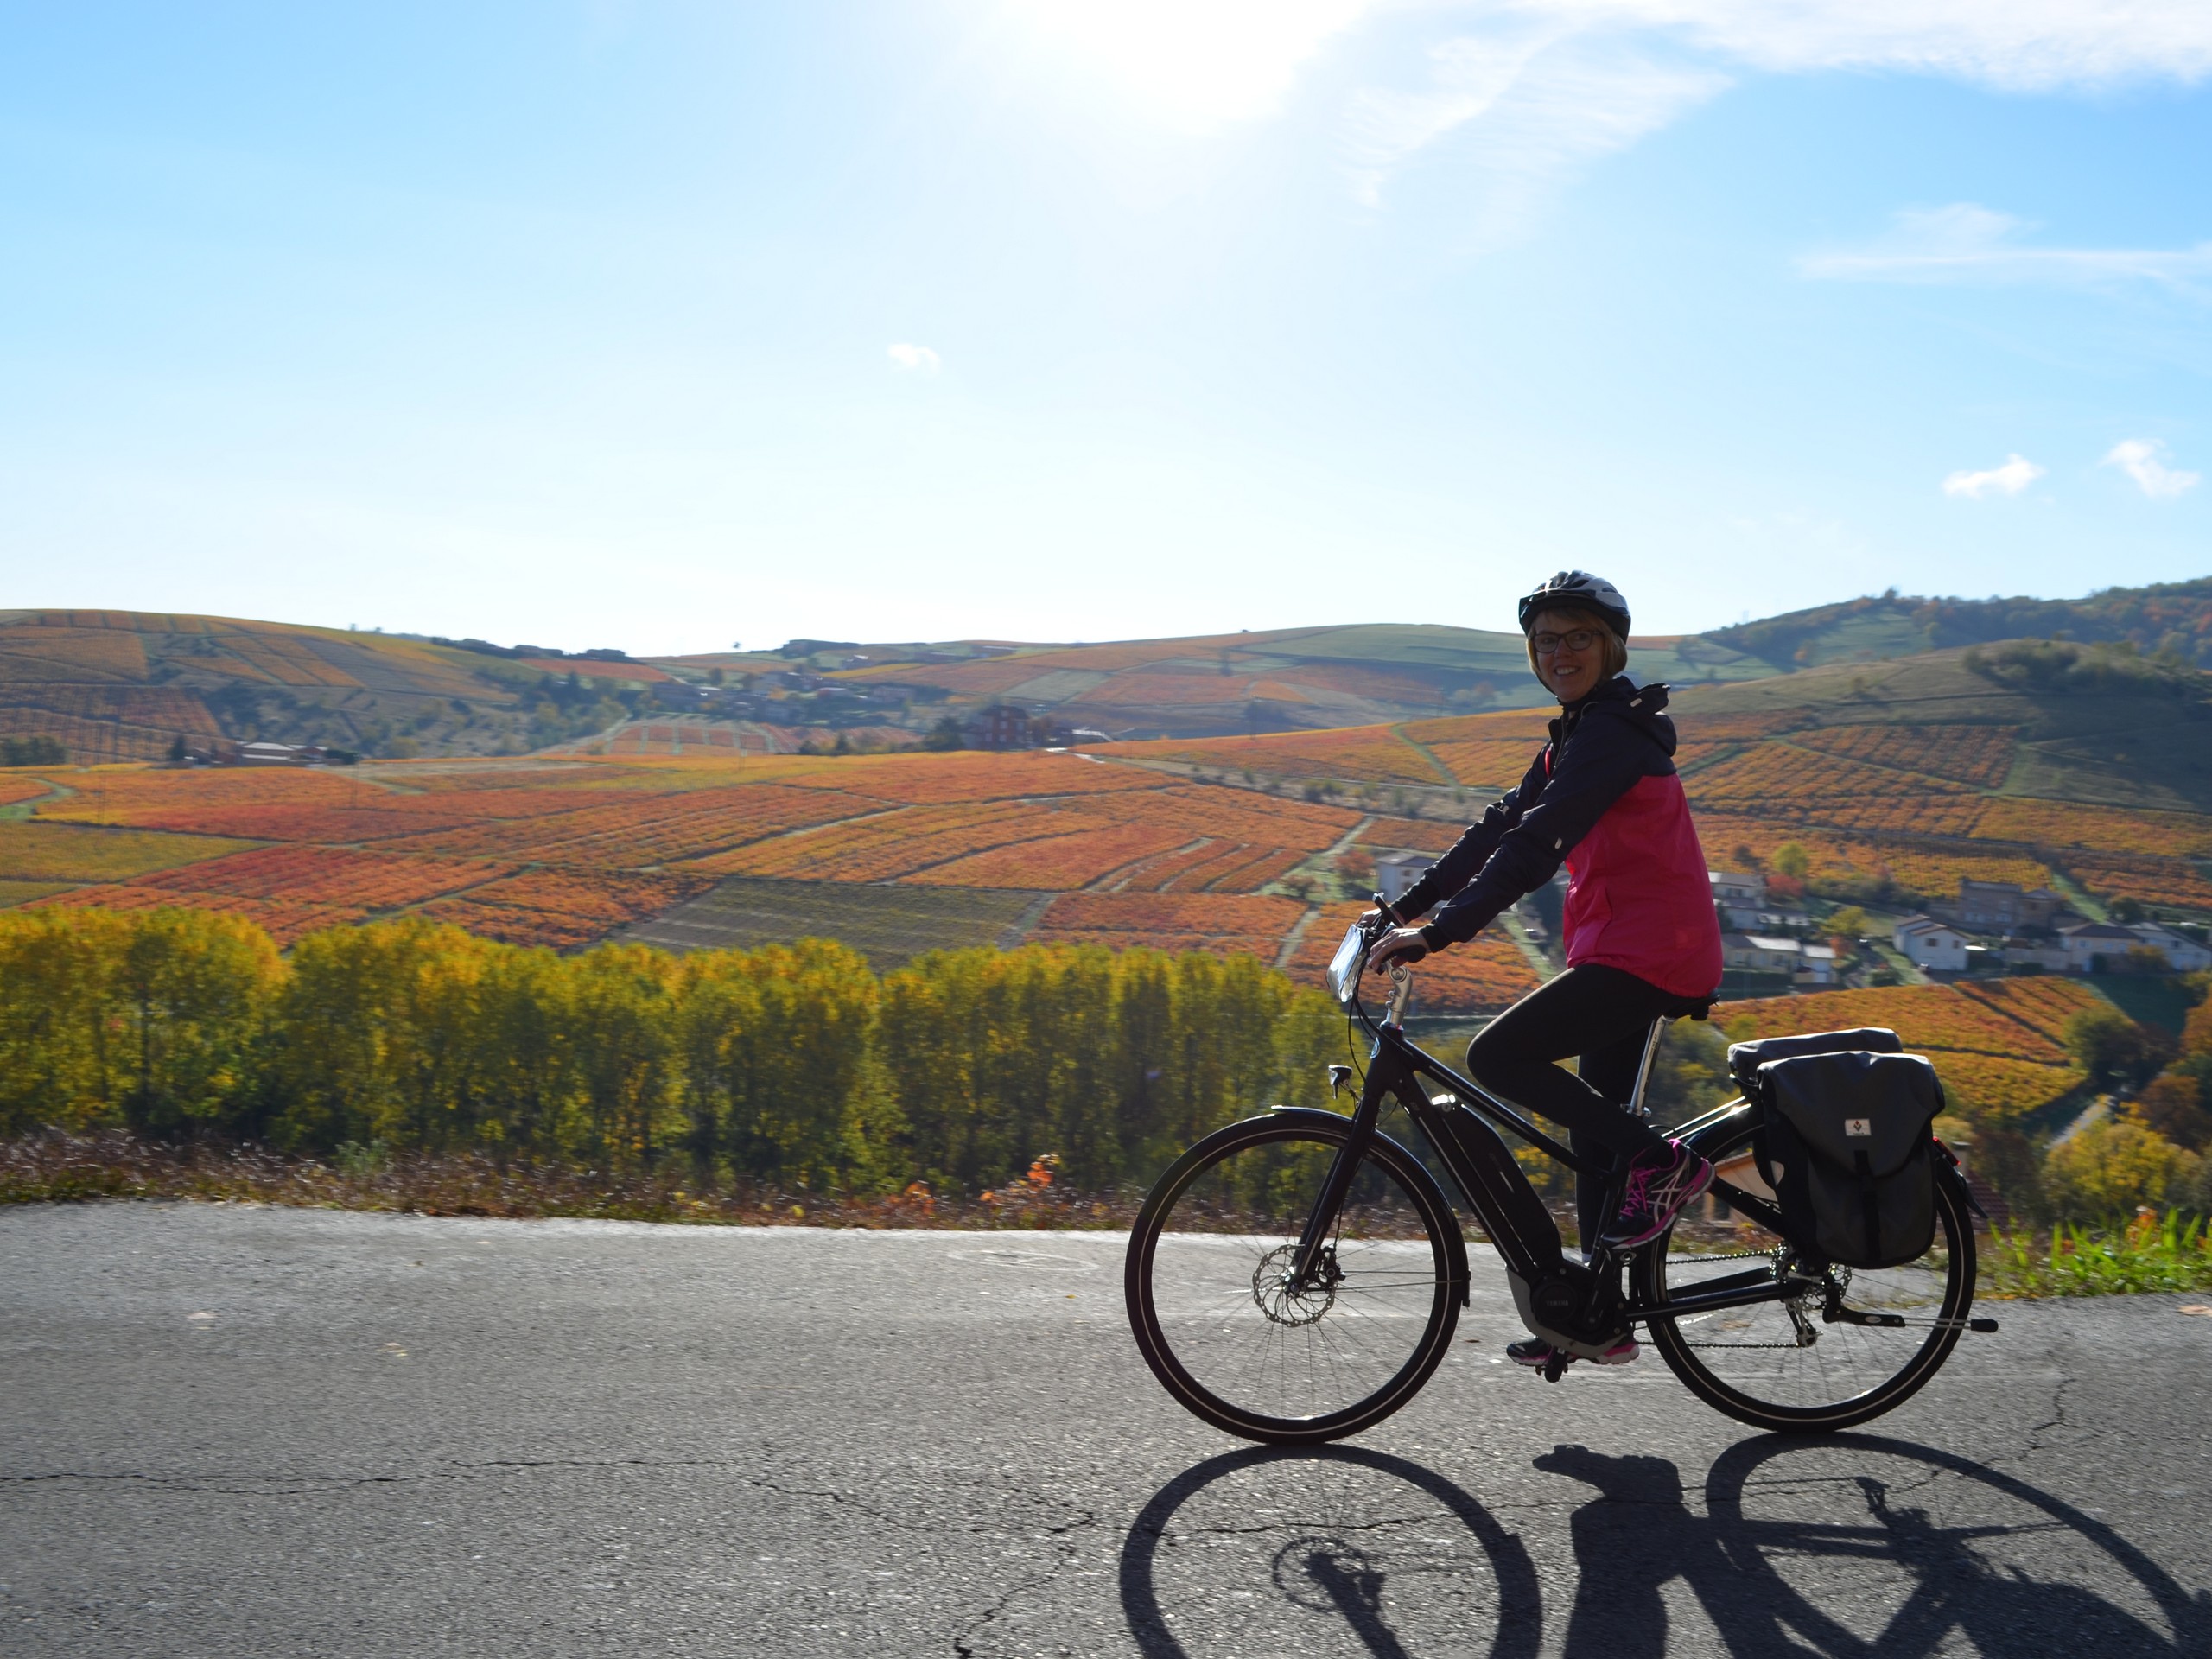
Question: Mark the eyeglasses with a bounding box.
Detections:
[1530,629,1602,655]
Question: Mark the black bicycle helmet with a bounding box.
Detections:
[1517,570,1630,639]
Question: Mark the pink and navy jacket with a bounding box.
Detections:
[1397,677,1723,1000]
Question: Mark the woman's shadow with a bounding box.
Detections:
[1120,1437,2209,1657]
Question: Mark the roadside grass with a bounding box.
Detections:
[1980,1208,2212,1298]
[0,1130,1139,1230]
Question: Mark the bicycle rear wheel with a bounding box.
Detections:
[1635,1120,1976,1433]
[1125,1114,1461,1444]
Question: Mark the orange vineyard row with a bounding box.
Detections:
[1788,725,2020,789]
[1286,904,1541,1016]
[132,846,516,908]
[1029,893,1306,958]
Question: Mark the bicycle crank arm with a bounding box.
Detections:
[1825,1311,2001,1332]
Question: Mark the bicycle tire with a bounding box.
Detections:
[1125,1114,1462,1445]
[1636,1120,1977,1433]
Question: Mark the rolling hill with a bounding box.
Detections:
[0,610,1788,759]
[781,623,1777,738]
[1701,578,2212,671]
[7,576,2204,761]
[0,610,612,761]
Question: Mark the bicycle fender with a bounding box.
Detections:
[1266,1106,1472,1305]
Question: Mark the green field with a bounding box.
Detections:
[0,822,261,883]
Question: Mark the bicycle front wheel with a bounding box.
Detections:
[1635,1120,1977,1433]
[1125,1113,1461,1445]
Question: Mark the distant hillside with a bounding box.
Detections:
[1703,579,2212,671]
[1667,641,2212,813]
[8,575,2211,761]
[770,623,1777,740]
[0,611,668,760]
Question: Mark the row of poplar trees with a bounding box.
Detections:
[0,908,1346,1195]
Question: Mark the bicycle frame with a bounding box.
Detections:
[1288,932,1817,1353]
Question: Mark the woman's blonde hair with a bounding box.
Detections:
[1524,606,1630,681]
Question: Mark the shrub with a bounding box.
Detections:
[2129,1071,2212,1151]
[2063,1003,2170,1090]
[2043,1118,2202,1219]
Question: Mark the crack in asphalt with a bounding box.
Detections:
[0,1455,739,1497]
[950,1503,1101,1659]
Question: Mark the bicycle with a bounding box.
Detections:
[1123,912,1997,1442]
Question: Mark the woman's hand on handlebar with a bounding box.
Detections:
[1367,926,1431,971]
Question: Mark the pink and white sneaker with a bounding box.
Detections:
[1507,1335,1640,1366]
[1598,1138,1713,1249]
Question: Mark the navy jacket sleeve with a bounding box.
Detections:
[1413,702,1664,949]
[1391,747,1548,923]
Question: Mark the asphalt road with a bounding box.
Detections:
[3,1202,2209,1657]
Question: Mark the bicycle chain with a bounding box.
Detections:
[1665,1248,1827,1349]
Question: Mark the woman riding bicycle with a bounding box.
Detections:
[1366,570,1724,1367]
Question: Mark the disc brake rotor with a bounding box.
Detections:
[1252,1243,1338,1326]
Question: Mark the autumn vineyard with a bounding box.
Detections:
[7,615,2212,1219]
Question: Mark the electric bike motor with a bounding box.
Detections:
[1506,1262,1631,1360]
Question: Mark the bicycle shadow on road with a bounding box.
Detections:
[1118,1443,1542,1659]
[1118,1436,2209,1658]
[1542,1434,2209,1657]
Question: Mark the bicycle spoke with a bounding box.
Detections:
[1132,1122,1455,1436]
[1640,1125,1976,1430]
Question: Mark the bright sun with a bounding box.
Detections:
[1002,0,1376,130]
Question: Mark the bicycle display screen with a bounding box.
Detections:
[1325,923,1365,1005]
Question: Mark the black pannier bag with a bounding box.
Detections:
[1728,1030,1942,1270]
[1727,1026,1902,1095]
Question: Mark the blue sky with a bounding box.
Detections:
[2,2,2208,653]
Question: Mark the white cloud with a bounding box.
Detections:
[1801,204,2212,292]
[1336,3,2212,203]
[1344,33,1727,214]
[1942,454,2044,499]
[2104,438,2201,499]
[1001,2,2212,213]
[887,343,942,374]
[1519,0,2212,89]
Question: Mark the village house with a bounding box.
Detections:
[1709,870,1764,908]
[1956,879,2067,932]
[2130,925,2212,973]
[237,741,327,766]
[1894,916,1969,973]
[1996,935,2070,973]
[1795,943,1840,987]
[2057,921,2141,972]
[1376,852,1433,906]
[1723,933,1802,974]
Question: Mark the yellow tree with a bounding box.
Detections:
[0,908,132,1133]
[569,943,680,1168]
[270,918,483,1150]
[472,944,583,1162]
[741,939,887,1188]
[115,908,283,1139]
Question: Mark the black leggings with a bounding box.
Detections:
[1464,963,1684,1247]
